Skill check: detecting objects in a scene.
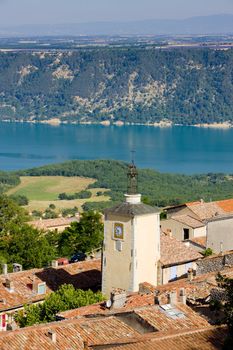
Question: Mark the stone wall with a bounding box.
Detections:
[196,252,233,275]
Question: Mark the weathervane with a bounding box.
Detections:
[127,150,138,195]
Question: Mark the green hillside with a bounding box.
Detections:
[0,47,232,125]
[18,159,233,208]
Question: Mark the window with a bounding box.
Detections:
[183,228,189,240]
[37,282,46,295]
[115,240,122,251]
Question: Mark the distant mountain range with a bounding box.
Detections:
[0,14,233,37]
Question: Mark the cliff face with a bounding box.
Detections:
[0,47,232,124]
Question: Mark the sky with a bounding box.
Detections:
[0,0,233,26]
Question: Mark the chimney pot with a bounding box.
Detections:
[48,330,56,343]
[110,288,127,309]
[5,278,14,291]
[179,288,186,305]
[51,260,58,268]
[2,264,7,275]
[168,291,177,306]
[187,268,194,281]
[83,340,89,349]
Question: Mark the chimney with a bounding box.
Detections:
[2,264,7,275]
[179,288,186,305]
[83,340,89,350]
[187,268,194,281]
[48,330,56,343]
[200,199,204,204]
[168,291,177,306]
[51,260,58,268]
[154,294,162,305]
[5,278,14,292]
[110,289,127,309]
[13,263,22,272]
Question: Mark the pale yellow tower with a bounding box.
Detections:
[101,162,160,298]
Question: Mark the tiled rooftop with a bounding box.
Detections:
[216,198,233,213]
[160,233,202,266]
[190,236,207,248]
[105,202,159,217]
[28,216,79,230]
[0,259,101,312]
[0,301,212,350]
[173,215,205,228]
[92,326,228,350]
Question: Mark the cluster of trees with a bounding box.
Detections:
[58,190,92,200]
[15,284,105,327]
[0,48,232,124]
[0,171,20,194]
[0,195,103,270]
[19,159,233,208]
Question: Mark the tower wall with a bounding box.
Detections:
[102,211,160,298]
[102,214,132,298]
[131,213,160,291]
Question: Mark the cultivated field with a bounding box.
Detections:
[7,176,110,212]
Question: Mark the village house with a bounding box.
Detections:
[0,285,224,350]
[161,199,233,253]
[28,216,79,233]
[0,259,101,331]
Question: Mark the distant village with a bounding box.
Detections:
[0,162,233,349]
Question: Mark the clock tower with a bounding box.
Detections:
[102,161,160,298]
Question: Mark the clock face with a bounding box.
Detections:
[113,223,124,240]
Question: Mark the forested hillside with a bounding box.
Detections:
[18,160,233,208]
[0,47,232,125]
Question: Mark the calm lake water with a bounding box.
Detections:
[1,122,233,174]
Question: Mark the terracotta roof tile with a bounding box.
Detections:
[93,326,228,350]
[172,215,205,228]
[190,236,207,248]
[216,199,233,213]
[0,259,101,312]
[0,302,212,349]
[160,234,202,266]
[28,217,79,230]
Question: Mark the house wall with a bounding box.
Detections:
[161,219,206,241]
[193,226,206,238]
[162,261,197,284]
[161,219,194,241]
[207,217,233,253]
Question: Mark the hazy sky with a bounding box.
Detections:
[0,0,233,26]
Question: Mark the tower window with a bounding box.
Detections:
[115,240,123,251]
[183,228,189,240]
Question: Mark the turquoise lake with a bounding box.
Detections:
[1,122,233,174]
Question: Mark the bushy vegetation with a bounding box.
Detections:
[0,195,103,270]
[15,284,105,327]
[19,159,233,207]
[0,171,20,194]
[58,190,92,200]
[0,48,232,124]
[58,211,103,257]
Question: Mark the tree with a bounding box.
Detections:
[58,211,103,257]
[0,195,28,236]
[0,224,56,269]
[216,274,233,334]
[15,284,105,327]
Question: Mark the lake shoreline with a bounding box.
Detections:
[1,118,232,129]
